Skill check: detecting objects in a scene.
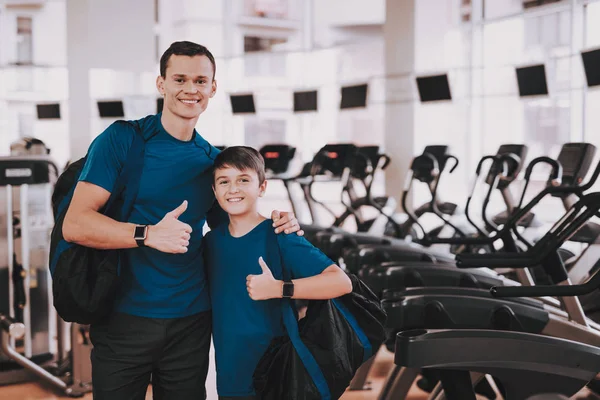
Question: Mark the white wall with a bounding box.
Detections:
[0,8,18,65]
[314,0,385,27]
[34,1,67,66]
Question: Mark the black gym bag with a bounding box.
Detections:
[49,120,157,325]
[253,229,387,400]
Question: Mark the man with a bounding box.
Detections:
[63,41,302,400]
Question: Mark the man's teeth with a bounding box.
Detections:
[181,100,198,104]
[228,198,243,202]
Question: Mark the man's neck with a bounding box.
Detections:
[160,112,199,142]
[228,211,265,238]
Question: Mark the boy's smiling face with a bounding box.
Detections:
[213,166,267,216]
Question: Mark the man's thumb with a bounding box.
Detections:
[170,200,188,219]
[258,257,271,274]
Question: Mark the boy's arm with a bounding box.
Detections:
[205,202,303,236]
[246,257,351,300]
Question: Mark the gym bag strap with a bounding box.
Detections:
[253,229,387,400]
[49,120,158,325]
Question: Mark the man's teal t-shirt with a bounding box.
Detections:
[204,219,334,397]
[78,113,223,318]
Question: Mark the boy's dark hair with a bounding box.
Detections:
[160,41,216,79]
[213,146,266,184]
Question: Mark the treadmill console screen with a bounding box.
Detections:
[485,144,528,188]
[315,144,358,177]
[556,143,597,187]
[259,145,296,175]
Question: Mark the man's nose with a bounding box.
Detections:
[184,80,198,93]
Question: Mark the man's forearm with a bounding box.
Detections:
[63,209,138,250]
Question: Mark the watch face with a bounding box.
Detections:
[134,225,147,240]
[283,282,294,297]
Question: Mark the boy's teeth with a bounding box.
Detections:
[228,198,242,202]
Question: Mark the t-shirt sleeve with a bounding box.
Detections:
[78,122,135,193]
[278,234,335,279]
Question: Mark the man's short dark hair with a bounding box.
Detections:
[160,41,216,79]
[213,146,266,184]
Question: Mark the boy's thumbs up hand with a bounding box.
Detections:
[247,257,281,301]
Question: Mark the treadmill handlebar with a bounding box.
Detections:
[491,268,600,298]
[456,252,538,269]
[426,159,600,247]
[523,156,563,183]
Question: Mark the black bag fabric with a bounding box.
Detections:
[253,231,387,400]
[49,120,155,325]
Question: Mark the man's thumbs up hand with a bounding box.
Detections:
[144,201,193,253]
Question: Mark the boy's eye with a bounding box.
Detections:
[219,180,228,185]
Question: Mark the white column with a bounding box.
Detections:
[66,0,155,161]
[383,0,417,206]
[302,0,314,51]
[66,0,92,161]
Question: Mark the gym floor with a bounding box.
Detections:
[0,348,599,400]
[0,348,428,400]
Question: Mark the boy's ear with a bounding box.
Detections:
[259,180,268,197]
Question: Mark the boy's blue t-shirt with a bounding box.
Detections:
[78,113,224,318]
[204,219,334,397]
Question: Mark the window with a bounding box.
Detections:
[480,9,572,162]
[243,36,287,77]
[522,0,562,10]
[243,0,288,19]
[484,0,565,19]
[244,118,286,149]
[16,16,33,65]
[244,36,287,53]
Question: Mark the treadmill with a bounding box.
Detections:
[374,191,600,399]
[353,143,599,296]
[339,144,530,277]
[314,145,466,263]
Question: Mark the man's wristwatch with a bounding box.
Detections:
[134,225,148,247]
[282,280,294,298]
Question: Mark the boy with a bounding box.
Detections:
[204,146,353,400]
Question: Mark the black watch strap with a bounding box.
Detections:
[134,225,148,247]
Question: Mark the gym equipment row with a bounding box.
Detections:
[266,140,600,398]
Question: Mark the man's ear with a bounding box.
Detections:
[210,79,217,98]
[156,75,165,96]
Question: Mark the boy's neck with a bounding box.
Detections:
[228,211,266,237]
[160,111,199,142]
